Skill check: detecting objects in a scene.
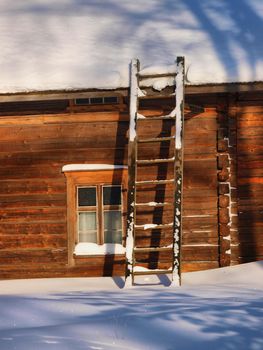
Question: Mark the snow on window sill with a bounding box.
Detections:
[74,243,126,256]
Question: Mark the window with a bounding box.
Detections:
[77,185,123,245]
[63,165,127,263]
[75,96,118,105]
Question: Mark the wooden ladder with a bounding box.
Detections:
[125,57,185,286]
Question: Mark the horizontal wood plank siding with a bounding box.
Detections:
[0,109,128,278]
[236,101,263,264]
[0,91,262,279]
[182,108,219,272]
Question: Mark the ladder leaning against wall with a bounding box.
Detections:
[125,57,185,286]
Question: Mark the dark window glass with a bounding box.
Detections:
[104,96,118,104]
[103,186,121,205]
[90,97,103,104]
[75,97,118,105]
[78,187,96,207]
[75,98,90,105]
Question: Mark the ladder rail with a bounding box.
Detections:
[173,57,185,286]
[126,59,140,285]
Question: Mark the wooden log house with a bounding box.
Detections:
[0,81,263,280]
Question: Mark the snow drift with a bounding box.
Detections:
[0,262,262,350]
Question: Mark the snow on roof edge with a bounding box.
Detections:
[1,81,263,101]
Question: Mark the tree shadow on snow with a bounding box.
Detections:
[0,287,262,350]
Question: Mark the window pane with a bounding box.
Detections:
[79,231,97,243]
[104,210,122,244]
[104,230,122,244]
[78,212,97,243]
[90,97,103,104]
[78,187,96,207]
[79,212,97,230]
[104,211,122,230]
[75,98,90,105]
[104,96,118,104]
[103,186,121,205]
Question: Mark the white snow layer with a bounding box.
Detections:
[139,201,168,207]
[128,59,139,142]
[62,164,127,172]
[74,243,125,255]
[0,0,263,92]
[175,58,184,149]
[0,262,262,350]
[141,223,171,230]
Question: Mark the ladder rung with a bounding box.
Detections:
[135,223,173,230]
[138,116,175,121]
[135,179,174,185]
[134,246,172,252]
[133,268,173,276]
[138,136,175,143]
[138,72,175,79]
[139,92,175,100]
[135,202,172,208]
[137,157,174,165]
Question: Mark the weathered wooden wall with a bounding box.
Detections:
[182,107,219,272]
[0,91,262,279]
[215,93,263,267]
[234,94,263,263]
[0,103,128,278]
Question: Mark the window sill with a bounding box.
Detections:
[74,243,126,256]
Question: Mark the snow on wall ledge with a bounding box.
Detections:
[0,0,262,92]
[62,164,127,172]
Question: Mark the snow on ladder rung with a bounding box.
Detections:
[137,113,146,120]
[137,157,174,165]
[135,223,173,230]
[137,136,175,143]
[135,179,174,185]
[135,201,172,208]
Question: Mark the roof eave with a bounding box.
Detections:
[0,82,263,103]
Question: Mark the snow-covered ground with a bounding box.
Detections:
[0,262,262,350]
[0,0,263,92]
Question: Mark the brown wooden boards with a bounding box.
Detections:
[0,110,128,279]
[181,106,218,272]
[236,103,263,263]
[0,89,262,280]
[0,103,219,278]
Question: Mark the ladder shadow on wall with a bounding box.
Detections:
[146,104,205,272]
[150,118,174,269]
